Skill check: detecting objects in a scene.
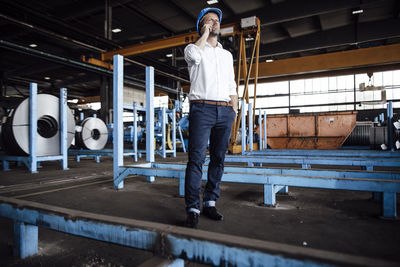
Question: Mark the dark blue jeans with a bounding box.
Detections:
[185,102,236,212]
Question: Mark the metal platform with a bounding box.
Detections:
[69,149,140,163]
[116,162,399,219]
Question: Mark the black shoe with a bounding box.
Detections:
[202,207,223,221]
[184,212,199,228]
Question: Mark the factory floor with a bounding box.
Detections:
[0,152,399,266]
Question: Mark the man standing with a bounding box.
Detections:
[184,7,238,228]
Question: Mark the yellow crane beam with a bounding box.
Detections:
[252,43,400,79]
[101,23,240,61]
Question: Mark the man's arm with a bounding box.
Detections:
[194,23,211,50]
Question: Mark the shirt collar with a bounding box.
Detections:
[206,41,223,49]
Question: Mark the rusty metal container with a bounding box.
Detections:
[258,111,357,149]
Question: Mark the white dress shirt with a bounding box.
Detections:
[184,42,237,102]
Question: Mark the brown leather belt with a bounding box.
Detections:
[191,100,232,107]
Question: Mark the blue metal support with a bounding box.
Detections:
[264,184,275,206]
[382,192,397,218]
[387,101,393,151]
[161,107,166,158]
[263,111,267,149]
[113,55,124,189]
[146,66,155,182]
[178,125,186,153]
[133,103,138,162]
[172,108,176,157]
[119,162,400,219]
[241,100,246,155]
[29,83,38,173]
[1,196,395,266]
[60,88,68,170]
[13,221,38,258]
[246,149,400,158]
[248,103,253,152]
[225,155,400,170]
[258,109,262,151]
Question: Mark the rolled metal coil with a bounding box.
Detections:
[75,117,108,150]
[1,94,75,156]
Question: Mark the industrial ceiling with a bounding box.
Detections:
[1,0,400,100]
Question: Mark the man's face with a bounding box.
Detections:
[202,12,220,36]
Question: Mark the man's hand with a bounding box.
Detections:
[200,23,212,37]
[229,95,238,113]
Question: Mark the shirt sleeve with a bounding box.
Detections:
[184,44,203,65]
[228,54,237,96]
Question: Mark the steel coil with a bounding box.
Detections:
[1,94,75,156]
[75,117,108,150]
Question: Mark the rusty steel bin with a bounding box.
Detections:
[258,111,357,149]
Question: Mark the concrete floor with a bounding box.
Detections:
[0,152,399,266]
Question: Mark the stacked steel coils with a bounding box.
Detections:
[75,117,108,150]
[1,94,75,156]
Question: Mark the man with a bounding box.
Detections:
[183,7,238,228]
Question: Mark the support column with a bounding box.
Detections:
[258,109,262,151]
[29,83,37,173]
[161,107,166,158]
[387,101,393,151]
[263,111,267,149]
[60,88,68,170]
[133,103,138,162]
[13,221,38,259]
[100,76,111,124]
[241,100,246,155]
[264,184,276,207]
[172,108,176,157]
[248,103,253,152]
[382,192,397,219]
[104,0,112,40]
[146,66,155,183]
[113,55,124,189]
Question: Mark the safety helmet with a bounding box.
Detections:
[196,7,222,35]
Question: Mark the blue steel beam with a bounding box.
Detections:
[263,111,267,149]
[224,155,400,169]
[124,165,400,193]
[60,88,68,170]
[246,149,400,158]
[241,100,246,155]
[120,163,399,218]
[29,83,37,173]
[151,163,400,180]
[387,101,394,151]
[113,55,124,189]
[0,196,397,266]
[249,103,253,152]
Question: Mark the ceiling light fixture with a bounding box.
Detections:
[245,37,254,41]
[29,44,37,48]
[266,59,274,63]
[112,28,122,33]
[166,54,173,57]
[207,0,218,5]
[352,9,363,15]
[44,77,51,80]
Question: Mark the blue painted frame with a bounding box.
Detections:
[0,83,68,173]
[1,196,395,266]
